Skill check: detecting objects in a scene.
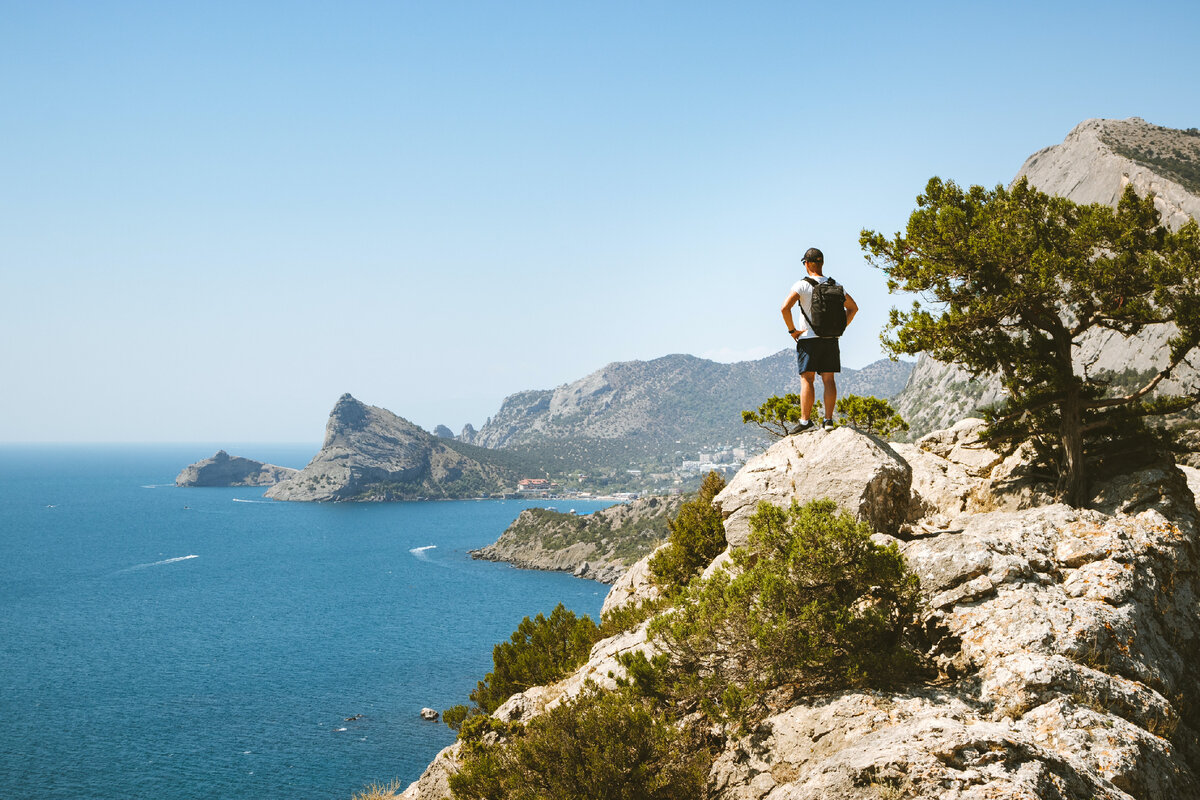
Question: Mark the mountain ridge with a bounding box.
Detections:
[464,351,913,451]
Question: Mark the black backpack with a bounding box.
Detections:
[799,276,847,338]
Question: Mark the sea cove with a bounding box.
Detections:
[0,445,614,800]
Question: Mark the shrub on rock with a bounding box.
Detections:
[630,499,923,727]
[648,471,727,593]
[448,685,710,800]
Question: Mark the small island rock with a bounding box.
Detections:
[175,450,299,487]
[419,707,439,722]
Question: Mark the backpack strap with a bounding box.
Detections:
[797,276,823,331]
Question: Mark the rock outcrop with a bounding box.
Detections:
[713,427,912,543]
[175,450,298,487]
[399,421,1200,799]
[1016,117,1200,230]
[471,494,682,584]
[265,394,518,502]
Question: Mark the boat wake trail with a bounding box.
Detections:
[232,498,272,504]
[119,555,199,573]
[409,545,437,560]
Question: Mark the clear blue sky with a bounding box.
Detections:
[3,1,1198,443]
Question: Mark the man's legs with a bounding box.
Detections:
[821,372,836,421]
[799,371,816,421]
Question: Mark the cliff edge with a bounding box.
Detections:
[401,421,1200,799]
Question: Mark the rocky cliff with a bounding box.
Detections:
[399,420,1200,799]
[1016,117,1200,229]
[265,394,523,501]
[175,450,298,487]
[893,117,1200,437]
[470,494,683,583]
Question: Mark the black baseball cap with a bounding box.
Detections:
[803,248,824,263]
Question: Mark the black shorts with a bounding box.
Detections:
[796,337,841,374]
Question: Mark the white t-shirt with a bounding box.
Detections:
[790,275,832,340]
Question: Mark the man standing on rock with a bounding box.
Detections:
[781,247,858,432]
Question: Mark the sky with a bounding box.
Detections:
[3,1,1199,443]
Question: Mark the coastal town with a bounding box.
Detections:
[514,439,755,500]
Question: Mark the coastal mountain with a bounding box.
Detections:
[175,450,298,487]
[470,494,683,584]
[893,117,1200,437]
[463,351,912,463]
[265,394,533,501]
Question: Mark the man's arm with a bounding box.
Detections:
[781,291,802,340]
[844,292,859,327]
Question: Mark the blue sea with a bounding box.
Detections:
[0,445,614,799]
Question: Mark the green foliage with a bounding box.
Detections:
[448,685,711,800]
[648,471,728,594]
[631,499,923,728]
[597,596,671,639]
[1103,129,1200,196]
[861,177,1200,505]
[441,704,473,733]
[467,604,601,715]
[742,394,822,437]
[501,497,679,568]
[835,394,909,438]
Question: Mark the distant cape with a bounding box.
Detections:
[265,394,522,502]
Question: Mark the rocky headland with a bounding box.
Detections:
[470,494,683,584]
[399,419,1200,799]
[265,394,523,502]
[175,450,298,487]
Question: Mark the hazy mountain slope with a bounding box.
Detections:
[894,117,1200,438]
[471,351,913,454]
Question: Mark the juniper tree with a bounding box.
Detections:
[861,177,1200,506]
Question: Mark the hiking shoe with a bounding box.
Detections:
[790,420,815,434]
[822,418,836,431]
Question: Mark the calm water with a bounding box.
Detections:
[0,445,613,799]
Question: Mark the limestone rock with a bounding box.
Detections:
[600,543,667,616]
[1182,465,1200,504]
[1016,117,1200,231]
[265,394,516,502]
[397,742,459,800]
[175,450,298,487]
[419,707,439,722]
[713,427,911,545]
[896,419,1054,523]
[711,499,1200,799]
[492,620,656,724]
[400,414,1200,799]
